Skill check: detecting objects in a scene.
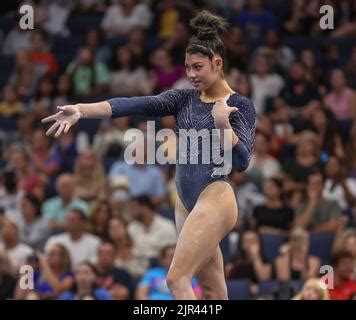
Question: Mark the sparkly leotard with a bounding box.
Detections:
[108,89,256,212]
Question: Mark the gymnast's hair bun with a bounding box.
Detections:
[190,10,228,41]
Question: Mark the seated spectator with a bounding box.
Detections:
[226,230,272,297]
[310,108,344,159]
[0,217,33,271]
[7,145,45,201]
[109,177,131,221]
[294,170,343,233]
[53,75,72,108]
[249,53,284,115]
[42,173,89,233]
[3,24,31,55]
[101,0,152,38]
[251,178,294,235]
[328,251,356,300]
[95,242,136,300]
[0,85,23,116]
[58,261,112,300]
[19,194,51,250]
[88,199,113,240]
[108,217,145,280]
[73,149,108,203]
[109,46,149,97]
[148,48,185,93]
[247,132,281,183]
[66,47,109,98]
[332,228,356,279]
[275,228,321,281]
[292,278,329,300]
[128,196,177,271]
[0,250,17,299]
[281,131,323,184]
[136,245,202,300]
[29,30,58,75]
[15,244,74,300]
[109,140,167,205]
[323,155,356,213]
[233,0,276,44]
[45,209,101,267]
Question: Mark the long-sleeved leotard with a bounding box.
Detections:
[107,89,256,212]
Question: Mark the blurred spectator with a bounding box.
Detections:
[328,250,356,300]
[7,145,45,201]
[101,0,152,38]
[324,69,355,142]
[42,173,89,232]
[299,49,321,84]
[281,130,323,183]
[66,47,109,98]
[345,45,356,89]
[247,132,281,183]
[154,0,181,38]
[323,155,356,212]
[42,0,73,36]
[109,46,149,97]
[252,30,295,75]
[251,178,294,236]
[136,245,202,300]
[15,244,74,300]
[0,249,17,299]
[126,27,149,68]
[28,128,61,183]
[0,217,33,271]
[9,48,40,100]
[149,47,185,93]
[88,199,113,240]
[294,170,343,233]
[45,209,101,267]
[53,75,73,108]
[3,24,31,56]
[226,230,272,297]
[250,53,284,115]
[0,85,23,116]
[29,30,59,75]
[18,194,50,250]
[58,261,112,300]
[108,217,145,280]
[109,139,167,205]
[332,228,356,279]
[310,108,345,159]
[95,241,136,300]
[275,227,321,281]
[73,148,108,202]
[109,176,131,220]
[74,0,107,14]
[233,0,276,45]
[128,196,177,270]
[292,278,329,300]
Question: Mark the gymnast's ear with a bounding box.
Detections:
[213,56,223,73]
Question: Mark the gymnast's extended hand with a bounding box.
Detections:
[41,105,81,138]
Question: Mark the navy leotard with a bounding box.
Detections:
[108,89,256,212]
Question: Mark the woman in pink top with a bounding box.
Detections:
[325,69,356,142]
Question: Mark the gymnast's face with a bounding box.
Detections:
[185,53,222,91]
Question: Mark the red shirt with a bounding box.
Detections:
[328,279,356,300]
[30,52,58,75]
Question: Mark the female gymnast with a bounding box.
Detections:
[42,11,256,300]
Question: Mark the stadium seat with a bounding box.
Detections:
[258,280,279,297]
[309,232,335,265]
[227,279,251,300]
[260,233,287,263]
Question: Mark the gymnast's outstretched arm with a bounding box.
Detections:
[41,90,183,137]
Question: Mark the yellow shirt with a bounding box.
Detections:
[0,101,22,116]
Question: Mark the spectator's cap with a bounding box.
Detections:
[110,176,130,191]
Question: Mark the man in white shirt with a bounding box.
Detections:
[45,209,101,268]
[128,196,176,271]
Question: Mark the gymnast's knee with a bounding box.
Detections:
[166,269,192,293]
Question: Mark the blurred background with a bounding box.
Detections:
[0,0,355,301]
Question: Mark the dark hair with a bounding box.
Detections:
[186,10,228,71]
[23,194,42,218]
[131,195,155,211]
[331,250,353,267]
[269,177,283,190]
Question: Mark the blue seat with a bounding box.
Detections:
[77,119,101,143]
[227,279,251,300]
[258,280,279,297]
[0,116,18,131]
[67,15,104,35]
[309,232,335,265]
[260,233,287,263]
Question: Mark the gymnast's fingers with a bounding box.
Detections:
[54,123,65,138]
[46,122,60,136]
